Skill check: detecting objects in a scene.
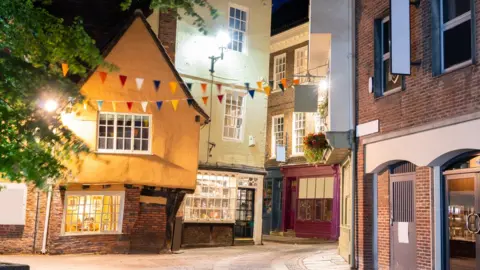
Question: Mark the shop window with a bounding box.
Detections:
[97,113,151,153]
[223,93,245,141]
[432,0,475,74]
[297,177,333,221]
[228,5,248,53]
[183,173,237,222]
[62,192,124,235]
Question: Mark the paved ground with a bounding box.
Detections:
[0,242,349,270]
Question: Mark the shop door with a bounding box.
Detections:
[390,172,417,270]
[235,188,255,238]
[262,179,273,235]
[272,178,283,231]
[445,172,480,270]
[285,178,297,230]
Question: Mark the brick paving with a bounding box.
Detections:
[0,242,348,270]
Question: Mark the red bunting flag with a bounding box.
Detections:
[217,94,224,103]
[201,83,207,93]
[202,96,209,105]
[216,83,222,92]
[99,71,107,83]
[119,75,127,87]
[126,102,133,111]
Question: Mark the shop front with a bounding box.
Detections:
[181,170,264,247]
[262,168,283,235]
[280,164,339,239]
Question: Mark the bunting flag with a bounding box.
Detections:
[135,78,144,90]
[256,81,263,90]
[126,102,133,111]
[156,101,163,110]
[216,83,222,93]
[187,98,194,107]
[171,100,179,111]
[202,96,209,105]
[293,79,300,85]
[97,100,104,111]
[112,101,117,112]
[245,82,250,90]
[153,80,161,92]
[281,78,287,89]
[278,83,285,92]
[264,86,271,96]
[99,71,108,83]
[186,83,193,91]
[119,75,127,87]
[141,101,148,112]
[201,83,208,93]
[248,90,255,99]
[83,100,88,110]
[269,80,274,89]
[217,94,224,103]
[61,63,69,77]
[169,81,177,94]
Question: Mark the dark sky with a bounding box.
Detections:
[271,0,309,35]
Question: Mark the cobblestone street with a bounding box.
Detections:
[0,242,348,270]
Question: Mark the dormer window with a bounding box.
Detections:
[97,113,151,154]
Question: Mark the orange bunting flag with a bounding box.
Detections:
[217,94,224,103]
[293,79,300,85]
[256,81,263,90]
[119,75,127,87]
[126,102,133,111]
[216,83,222,92]
[171,100,179,111]
[281,78,287,88]
[61,63,69,77]
[99,71,107,83]
[202,96,209,105]
[83,100,88,110]
[200,83,208,93]
[112,101,117,112]
[264,86,271,96]
[169,82,177,94]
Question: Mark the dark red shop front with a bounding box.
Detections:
[280,164,340,239]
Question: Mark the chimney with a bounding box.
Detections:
[157,10,177,62]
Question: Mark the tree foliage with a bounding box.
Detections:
[0,0,214,188]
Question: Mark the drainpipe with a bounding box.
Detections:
[41,185,52,254]
[32,190,40,253]
[349,0,357,268]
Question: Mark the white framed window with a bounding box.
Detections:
[292,112,306,155]
[440,0,472,71]
[294,46,309,84]
[62,191,125,235]
[380,16,401,94]
[273,53,286,90]
[314,113,326,133]
[271,115,284,157]
[223,93,246,141]
[97,113,151,154]
[228,5,248,53]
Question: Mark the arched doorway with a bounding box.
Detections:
[442,152,480,269]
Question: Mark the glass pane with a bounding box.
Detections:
[99,114,106,125]
[383,58,402,92]
[448,176,476,269]
[99,126,106,137]
[444,20,472,69]
[106,138,113,149]
[116,139,124,150]
[134,139,141,150]
[134,128,141,138]
[125,139,131,150]
[142,116,149,127]
[443,0,471,23]
[134,116,142,127]
[142,140,148,151]
[382,20,390,54]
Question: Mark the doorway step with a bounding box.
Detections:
[234,238,255,246]
[262,234,335,245]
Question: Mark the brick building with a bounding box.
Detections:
[0,11,208,254]
[354,0,480,269]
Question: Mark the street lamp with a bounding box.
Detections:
[208,31,230,74]
[44,99,59,113]
[319,79,329,91]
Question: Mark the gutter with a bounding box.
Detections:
[41,185,53,254]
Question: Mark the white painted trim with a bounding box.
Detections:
[271,114,284,157]
[61,191,125,236]
[96,112,152,155]
[222,91,247,142]
[372,173,378,270]
[292,112,305,156]
[270,22,309,53]
[273,53,287,91]
[294,46,309,83]
[443,11,471,31]
[227,3,249,55]
[443,59,473,73]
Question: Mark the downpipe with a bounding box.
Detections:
[41,185,52,254]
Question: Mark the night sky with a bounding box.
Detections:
[271,0,309,35]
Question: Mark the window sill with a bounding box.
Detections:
[374,86,403,100]
[222,137,244,143]
[290,153,304,157]
[96,150,153,155]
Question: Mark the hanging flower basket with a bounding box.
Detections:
[303,132,329,164]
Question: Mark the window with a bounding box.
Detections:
[97,113,151,153]
[273,54,286,90]
[62,192,124,235]
[441,0,473,71]
[228,5,248,53]
[297,177,333,221]
[271,115,284,156]
[223,93,245,140]
[314,113,326,133]
[183,173,237,222]
[294,46,309,84]
[292,112,306,155]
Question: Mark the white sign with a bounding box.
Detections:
[276,146,286,162]
[391,0,411,75]
[356,120,379,137]
[398,222,409,244]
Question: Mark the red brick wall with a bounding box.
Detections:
[415,167,432,269]
[157,11,176,62]
[130,202,167,253]
[377,169,390,270]
[181,223,233,247]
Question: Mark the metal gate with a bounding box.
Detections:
[390,163,416,269]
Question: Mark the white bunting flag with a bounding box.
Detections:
[136,78,144,91]
[141,101,148,112]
